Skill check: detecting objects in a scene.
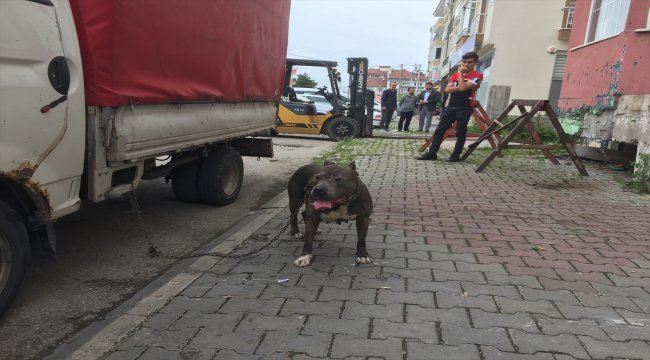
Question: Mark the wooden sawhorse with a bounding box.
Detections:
[460,99,588,176]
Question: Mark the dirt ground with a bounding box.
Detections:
[0,135,335,360]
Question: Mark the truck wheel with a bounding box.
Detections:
[198,148,243,205]
[326,117,359,141]
[0,201,30,317]
[170,159,201,203]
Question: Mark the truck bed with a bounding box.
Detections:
[70,0,290,106]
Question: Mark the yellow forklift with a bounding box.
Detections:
[276,58,375,141]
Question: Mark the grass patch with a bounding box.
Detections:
[467,119,560,144]
[314,137,424,165]
[314,136,571,166]
[623,154,650,194]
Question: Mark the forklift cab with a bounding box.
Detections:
[281,59,343,113]
[276,58,374,140]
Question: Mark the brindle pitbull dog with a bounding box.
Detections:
[288,161,373,267]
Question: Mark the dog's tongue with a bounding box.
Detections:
[312,199,333,211]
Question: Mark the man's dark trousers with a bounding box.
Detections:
[380,109,395,130]
[426,106,474,157]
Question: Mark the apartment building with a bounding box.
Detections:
[558,0,650,163]
[367,67,428,97]
[367,68,389,97]
[426,17,445,80]
[431,0,573,117]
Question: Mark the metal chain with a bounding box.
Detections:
[176,220,291,259]
[127,190,162,257]
[126,186,310,260]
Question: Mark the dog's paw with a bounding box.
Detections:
[291,232,304,239]
[293,255,313,267]
[356,257,372,265]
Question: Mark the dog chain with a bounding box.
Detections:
[126,189,304,260]
[127,190,162,257]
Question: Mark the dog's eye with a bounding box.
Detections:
[335,177,343,182]
[315,175,320,180]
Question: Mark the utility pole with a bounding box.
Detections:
[397,64,403,96]
[414,64,421,94]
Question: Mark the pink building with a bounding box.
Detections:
[559,0,650,163]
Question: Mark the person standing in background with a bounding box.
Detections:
[379,82,398,130]
[417,51,483,162]
[397,87,418,131]
[417,81,441,132]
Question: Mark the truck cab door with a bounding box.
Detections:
[1,0,85,219]
[0,0,70,176]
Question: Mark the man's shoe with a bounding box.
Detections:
[416,153,437,160]
[445,155,460,162]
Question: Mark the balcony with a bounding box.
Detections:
[558,5,575,40]
[455,27,471,44]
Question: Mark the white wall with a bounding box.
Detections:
[483,0,568,102]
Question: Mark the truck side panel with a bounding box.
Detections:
[69,0,291,106]
[106,102,277,162]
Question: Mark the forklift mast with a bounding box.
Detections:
[347,57,374,136]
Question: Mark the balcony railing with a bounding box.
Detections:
[455,27,471,44]
[558,5,575,40]
[562,6,575,29]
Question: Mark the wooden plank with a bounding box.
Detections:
[512,99,542,106]
[502,144,564,149]
[515,104,560,164]
[492,102,517,124]
[475,150,501,172]
[474,101,543,172]
[545,104,589,176]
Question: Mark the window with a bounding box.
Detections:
[586,0,630,43]
[461,4,475,34]
[562,0,576,28]
[435,48,442,59]
[566,7,575,28]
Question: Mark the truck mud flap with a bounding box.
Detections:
[229,137,274,158]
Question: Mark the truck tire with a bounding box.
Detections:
[170,159,201,203]
[0,201,30,317]
[198,148,243,205]
[326,116,359,141]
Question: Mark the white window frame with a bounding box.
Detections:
[585,0,630,43]
[564,6,575,28]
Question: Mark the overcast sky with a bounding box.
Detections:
[288,0,441,88]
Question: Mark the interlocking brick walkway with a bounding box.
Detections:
[62,140,650,359]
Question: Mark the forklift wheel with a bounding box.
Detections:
[325,117,359,141]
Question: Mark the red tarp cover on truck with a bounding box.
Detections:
[69,0,291,107]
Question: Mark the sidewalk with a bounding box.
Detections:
[49,141,650,360]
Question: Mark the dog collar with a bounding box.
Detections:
[333,181,362,205]
[306,179,362,210]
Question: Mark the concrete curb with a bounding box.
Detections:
[46,191,289,360]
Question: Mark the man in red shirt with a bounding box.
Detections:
[417,51,483,162]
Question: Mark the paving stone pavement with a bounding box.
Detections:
[54,140,650,359]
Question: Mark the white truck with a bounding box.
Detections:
[0,0,291,315]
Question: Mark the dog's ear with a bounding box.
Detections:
[348,161,356,170]
[324,160,335,166]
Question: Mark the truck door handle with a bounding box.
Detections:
[41,95,67,113]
